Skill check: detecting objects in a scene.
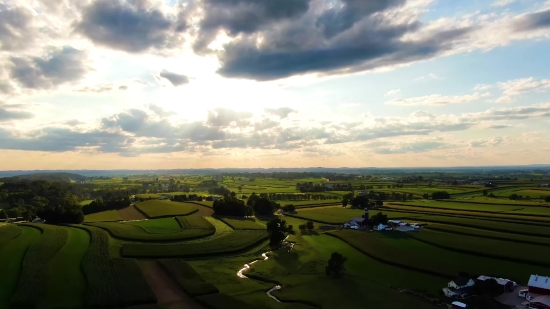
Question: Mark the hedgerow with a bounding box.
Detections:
[11,224,68,308]
[158,259,219,297]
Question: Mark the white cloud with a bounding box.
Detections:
[474,84,493,91]
[385,89,401,96]
[492,0,517,7]
[496,77,550,103]
[385,92,489,106]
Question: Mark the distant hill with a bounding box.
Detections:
[0,172,86,183]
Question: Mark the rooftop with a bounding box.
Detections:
[529,275,550,290]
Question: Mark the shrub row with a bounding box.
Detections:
[122,230,269,258]
[0,224,22,252]
[158,259,219,297]
[176,216,215,230]
[11,224,68,308]
[86,222,214,242]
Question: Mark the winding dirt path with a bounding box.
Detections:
[118,204,147,220]
[138,260,207,309]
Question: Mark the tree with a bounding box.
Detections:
[282,204,296,212]
[1,210,7,220]
[253,197,277,216]
[546,196,550,202]
[306,221,314,230]
[325,252,347,277]
[266,218,288,245]
[509,193,519,200]
[342,198,348,208]
[482,190,488,196]
[431,191,450,199]
[370,212,388,225]
[238,186,242,192]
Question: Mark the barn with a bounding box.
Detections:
[529,295,550,309]
[529,275,550,296]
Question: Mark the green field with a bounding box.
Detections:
[80,200,94,206]
[84,210,123,222]
[135,200,198,218]
[86,221,215,241]
[127,218,182,233]
[286,207,410,224]
[158,259,219,297]
[217,217,266,230]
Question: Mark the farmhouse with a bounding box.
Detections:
[374,223,391,231]
[396,226,415,232]
[528,275,550,296]
[477,275,515,291]
[528,295,550,309]
[443,275,475,298]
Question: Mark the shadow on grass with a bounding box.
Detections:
[377,231,413,240]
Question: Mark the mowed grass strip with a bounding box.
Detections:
[128,217,182,233]
[84,210,123,222]
[327,230,550,283]
[11,224,69,308]
[385,204,550,222]
[122,230,269,258]
[409,229,550,267]
[195,293,258,309]
[112,258,157,307]
[0,224,22,252]
[45,226,90,309]
[400,213,550,237]
[135,200,198,218]
[217,217,266,230]
[287,207,412,224]
[176,216,215,229]
[0,226,41,308]
[158,259,219,297]
[87,221,215,242]
[424,223,550,247]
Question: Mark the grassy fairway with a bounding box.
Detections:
[127,217,182,233]
[135,200,198,218]
[0,226,41,308]
[45,227,91,309]
[84,210,123,222]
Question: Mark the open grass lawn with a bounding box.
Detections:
[122,230,269,258]
[79,199,93,206]
[328,230,548,283]
[84,210,123,222]
[287,207,412,224]
[127,217,181,233]
[87,221,215,241]
[424,223,550,246]
[45,226,90,309]
[0,226,41,308]
[135,200,198,218]
[217,217,266,230]
[384,204,550,222]
[454,196,550,206]
[409,229,550,267]
[396,213,550,237]
[518,189,550,197]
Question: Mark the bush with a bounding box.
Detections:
[325,252,347,277]
[213,196,253,216]
[306,221,314,230]
[299,224,306,230]
[431,191,450,199]
[545,196,550,202]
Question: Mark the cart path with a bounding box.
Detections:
[138,260,207,309]
[118,204,147,220]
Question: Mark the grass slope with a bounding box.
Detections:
[0,226,41,308]
[135,200,198,218]
[127,217,182,233]
[87,221,215,241]
[84,210,123,222]
[158,259,219,297]
[45,226,91,309]
[11,224,69,308]
[217,217,266,230]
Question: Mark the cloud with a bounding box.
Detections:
[467,103,550,120]
[206,108,253,127]
[148,104,176,117]
[469,136,508,147]
[492,0,516,7]
[385,89,401,96]
[264,107,297,118]
[8,46,89,90]
[385,92,488,106]
[158,69,189,86]
[75,0,189,53]
[370,140,449,154]
[0,103,34,122]
[0,4,35,51]
[513,8,550,32]
[474,84,492,91]
[496,77,550,103]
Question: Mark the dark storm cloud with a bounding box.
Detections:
[0,4,35,51]
[0,104,34,122]
[9,46,88,89]
[513,9,550,32]
[315,0,405,38]
[217,17,470,81]
[76,0,188,53]
[159,69,189,86]
[264,107,296,118]
[194,0,311,53]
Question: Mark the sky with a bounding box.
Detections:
[1,0,550,170]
